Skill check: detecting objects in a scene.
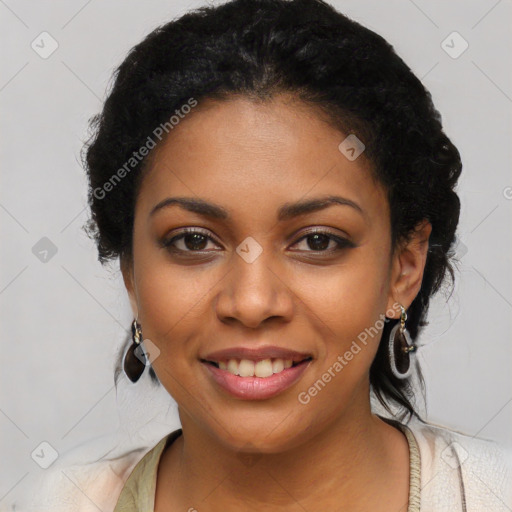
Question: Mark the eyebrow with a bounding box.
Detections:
[149,195,364,221]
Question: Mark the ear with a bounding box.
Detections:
[386,219,432,318]
[120,256,138,319]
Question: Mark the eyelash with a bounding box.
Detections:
[161,227,354,256]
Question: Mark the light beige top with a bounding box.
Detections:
[26,414,512,511]
[114,417,421,511]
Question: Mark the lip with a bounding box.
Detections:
[201,358,312,400]
[201,345,313,363]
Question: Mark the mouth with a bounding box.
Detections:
[199,346,314,399]
[201,357,313,400]
[200,357,313,378]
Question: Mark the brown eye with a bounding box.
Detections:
[291,229,354,253]
[162,228,220,253]
[180,232,209,251]
[302,233,331,251]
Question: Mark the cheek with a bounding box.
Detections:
[299,247,390,340]
[293,247,391,402]
[134,263,207,399]
[131,235,209,359]
[136,267,206,348]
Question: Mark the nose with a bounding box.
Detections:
[214,246,294,329]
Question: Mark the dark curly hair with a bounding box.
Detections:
[82,0,462,421]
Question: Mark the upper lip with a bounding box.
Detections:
[201,345,313,363]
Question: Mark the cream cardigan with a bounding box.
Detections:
[20,415,512,511]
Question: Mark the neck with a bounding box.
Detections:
[156,393,410,511]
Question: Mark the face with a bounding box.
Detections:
[123,94,429,453]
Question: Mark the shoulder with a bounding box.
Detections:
[16,436,156,512]
[406,416,512,511]
[113,430,179,510]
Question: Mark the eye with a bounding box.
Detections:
[161,227,354,256]
[290,228,354,253]
[161,228,221,253]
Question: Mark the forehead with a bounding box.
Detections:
[136,95,387,223]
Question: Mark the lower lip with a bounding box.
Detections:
[202,360,312,400]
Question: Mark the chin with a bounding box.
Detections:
[206,414,316,455]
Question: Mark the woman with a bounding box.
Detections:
[25,0,512,510]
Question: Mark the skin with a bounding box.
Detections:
[122,94,432,511]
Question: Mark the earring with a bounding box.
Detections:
[123,318,147,383]
[388,305,417,379]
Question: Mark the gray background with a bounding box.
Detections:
[1,0,511,508]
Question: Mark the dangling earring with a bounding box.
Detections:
[123,318,147,383]
[388,305,417,379]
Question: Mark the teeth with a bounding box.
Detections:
[255,359,273,378]
[227,359,239,375]
[216,358,304,378]
[238,359,255,377]
[272,359,284,373]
